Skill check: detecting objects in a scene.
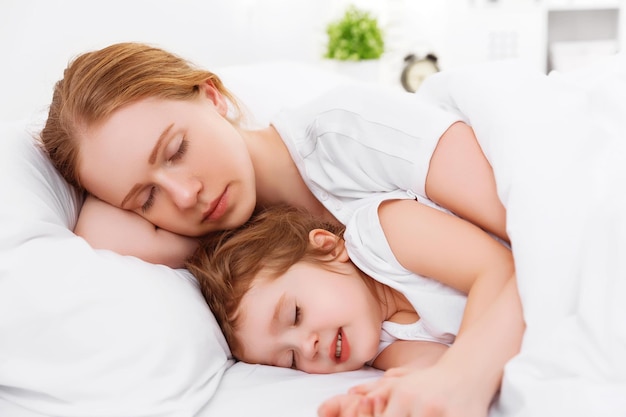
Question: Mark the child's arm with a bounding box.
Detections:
[75,194,199,268]
[318,341,449,417]
[342,277,523,417]
[319,199,522,417]
[372,340,448,371]
[378,198,515,333]
[366,199,519,416]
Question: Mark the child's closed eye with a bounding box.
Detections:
[294,305,301,325]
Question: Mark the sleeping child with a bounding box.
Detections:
[187,201,519,416]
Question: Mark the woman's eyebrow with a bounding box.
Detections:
[120,123,174,208]
[148,123,174,164]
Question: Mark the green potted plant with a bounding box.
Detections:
[324,5,385,61]
[323,5,385,83]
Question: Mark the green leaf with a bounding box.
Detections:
[324,5,385,61]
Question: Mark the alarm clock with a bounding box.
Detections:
[400,53,440,93]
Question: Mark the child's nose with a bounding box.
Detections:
[299,331,319,360]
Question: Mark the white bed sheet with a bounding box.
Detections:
[205,363,380,417]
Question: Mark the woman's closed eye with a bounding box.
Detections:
[169,138,188,163]
[141,138,187,213]
[141,186,157,213]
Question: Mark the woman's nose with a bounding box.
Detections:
[161,174,202,210]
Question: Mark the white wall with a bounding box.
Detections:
[0,0,455,121]
[1,0,623,121]
[0,0,336,121]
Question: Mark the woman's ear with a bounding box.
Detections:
[308,229,349,262]
[198,80,229,116]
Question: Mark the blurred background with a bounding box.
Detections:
[1,0,623,121]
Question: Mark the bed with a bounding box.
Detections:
[1,55,625,417]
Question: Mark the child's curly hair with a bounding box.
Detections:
[186,205,345,358]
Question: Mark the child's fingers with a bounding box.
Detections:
[317,396,341,417]
[348,380,380,395]
[383,366,411,378]
[372,395,387,417]
[357,396,374,416]
[318,393,363,417]
[349,367,409,396]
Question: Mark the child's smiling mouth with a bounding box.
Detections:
[335,330,343,359]
[332,328,350,364]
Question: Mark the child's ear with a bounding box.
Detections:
[198,80,229,116]
[308,229,349,262]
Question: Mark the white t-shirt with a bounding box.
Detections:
[346,195,467,361]
[271,83,461,225]
[271,84,467,356]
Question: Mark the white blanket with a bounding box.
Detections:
[418,55,626,416]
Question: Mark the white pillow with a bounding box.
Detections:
[0,120,231,416]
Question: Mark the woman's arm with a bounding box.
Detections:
[75,195,199,268]
[427,121,509,244]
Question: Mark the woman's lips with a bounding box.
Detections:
[203,188,229,222]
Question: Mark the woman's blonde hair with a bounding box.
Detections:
[186,205,345,358]
[39,42,241,192]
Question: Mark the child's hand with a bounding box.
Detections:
[317,392,379,417]
[347,365,490,417]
